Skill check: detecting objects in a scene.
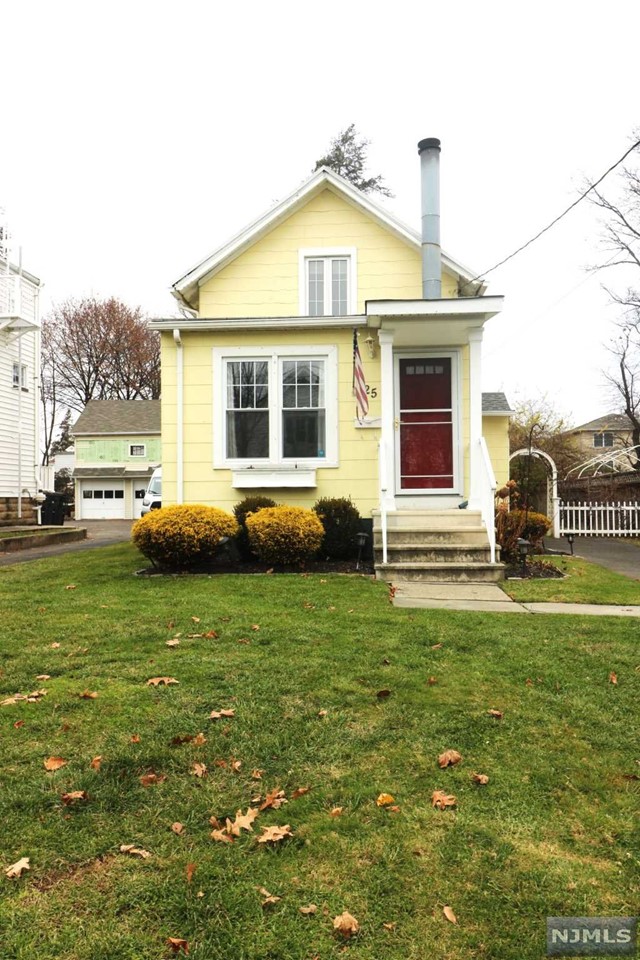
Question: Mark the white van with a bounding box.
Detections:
[141,467,162,516]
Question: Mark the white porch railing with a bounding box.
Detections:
[378,440,388,564]
[479,437,497,563]
[560,501,640,536]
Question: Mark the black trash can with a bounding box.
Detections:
[41,492,66,526]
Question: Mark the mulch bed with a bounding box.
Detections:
[136,556,375,577]
[505,558,566,580]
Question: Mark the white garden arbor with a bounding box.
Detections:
[509,447,560,538]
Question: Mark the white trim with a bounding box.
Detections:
[232,469,317,489]
[171,167,484,310]
[367,296,504,319]
[129,443,147,457]
[150,315,367,332]
[354,417,381,429]
[482,409,514,417]
[297,247,358,316]
[212,345,338,470]
[173,328,184,504]
[468,330,483,510]
[393,350,461,496]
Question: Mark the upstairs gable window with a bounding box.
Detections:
[299,248,357,317]
[594,432,614,448]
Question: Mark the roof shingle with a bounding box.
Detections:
[72,400,160,436]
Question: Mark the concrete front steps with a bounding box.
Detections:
[372,509,504,583]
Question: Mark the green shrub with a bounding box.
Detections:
[313,496,362,559]
[233,496,277,560]
[496,508,551,562]
[132,504,238,569]
[245,505,324,567]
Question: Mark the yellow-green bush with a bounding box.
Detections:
[132,504,238,569]
[245,505,324,566]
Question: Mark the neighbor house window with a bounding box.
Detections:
[12,363,20,387]
[12,363,27,389]
[299,248,356,316]
[129,444,146,457]
[594,432,614,448]
[215,347,337,467]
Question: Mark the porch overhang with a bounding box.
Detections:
[366,296,504,346]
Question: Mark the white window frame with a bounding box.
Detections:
[12,362,20,388]
[593,432,614,448]
[298,247,357,316]
[213,345,338,469]
[129,443,146,457]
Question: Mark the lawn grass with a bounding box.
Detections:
[502,555,640,605]
[0,544,638,960]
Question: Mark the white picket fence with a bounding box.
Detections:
[559,501,640,537]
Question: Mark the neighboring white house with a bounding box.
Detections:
[0,252,43,525]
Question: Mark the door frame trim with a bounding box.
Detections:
[393,349,462,496]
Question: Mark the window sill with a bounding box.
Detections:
[232,468,317,489]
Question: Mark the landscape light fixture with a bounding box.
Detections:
[564,533,575,556]
[356,531,369,571]
[516,537,531,578]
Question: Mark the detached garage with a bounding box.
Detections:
[72,400,161,521]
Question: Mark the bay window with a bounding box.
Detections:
[215,347,337,467]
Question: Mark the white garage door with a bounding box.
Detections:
[80,481,126,519]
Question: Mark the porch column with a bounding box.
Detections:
[378,329,395,510]
[468,329,483,510]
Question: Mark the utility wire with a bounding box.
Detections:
[464,137,640,289]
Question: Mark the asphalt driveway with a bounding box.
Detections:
[544,536,640,580]
[0,520,134,567]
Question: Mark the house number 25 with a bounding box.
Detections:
[365,385,378,398]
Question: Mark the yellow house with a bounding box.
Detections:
[151,139,512,581]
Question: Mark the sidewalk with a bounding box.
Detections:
[392,581,640,616]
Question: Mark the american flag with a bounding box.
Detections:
[352,329,369,421]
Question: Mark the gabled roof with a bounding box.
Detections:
[571,413,633,433]
[72,400,161,436]
[482,392,513,415]
[172,166,485,312]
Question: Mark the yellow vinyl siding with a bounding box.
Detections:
[198,188,457,317]
[482,415,511,488]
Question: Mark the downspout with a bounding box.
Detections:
[17,250,23,519]
[417,138,441,299]
[173,328,184,504]
[33,282,42,523]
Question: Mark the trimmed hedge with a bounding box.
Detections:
[245,505,324,566]
[132,504,238,569]
[233,496,277,560]
[313,496,361,559]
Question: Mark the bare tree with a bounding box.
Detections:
[41,296,160,462]
[588,135,640,466]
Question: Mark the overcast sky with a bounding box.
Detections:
[3,0,639,427]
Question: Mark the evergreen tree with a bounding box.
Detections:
[314,124,392,197]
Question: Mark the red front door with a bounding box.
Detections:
[397,356,454,491]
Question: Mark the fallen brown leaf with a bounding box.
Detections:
[333,911,360,938]
[65,584,77,590]
[259,886,281,907]
[291,786,310,799]
[13,720,25,729]
[431,642,443,650]
[35,674,51,681]
[147,677,179,687]
[330,806,343,817]
[383,921,397,931]
[376,688,392,699]
[192,762,207,778]
[230,759,241,773]
[318,709,328,717]
[251,624,260,631]
[227,807,259,836]
[438,749,462,768]
[256,824,293,844]
[300,903,317,915]
[51,642,61,649]
[431,790,457,810]
[443,905,457,924]
[44,756,67,772]
[89,756,102,771]
[120,844,151,859]
[61,790,89,805]
[210,828,233,843]
[209,709,235,720]
[166,936,189,954]
[139,772,166,787]
[5,857,30,879]
[191,616,201,623]
[186,862,196,884]
[609,671,618,685]
[388,805,401,813]
[259,788,288,811]
[130,734,141,743]
[472,773,489,785]
[427,676,437,685]
[251,768,264,780]
[487,708,503,719]
[166,639,180,648]
[172,822,185,835]
[376,793,395,807]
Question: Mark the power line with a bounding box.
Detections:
[465,137,640,289]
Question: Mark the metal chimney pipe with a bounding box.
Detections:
[418,137,441,299]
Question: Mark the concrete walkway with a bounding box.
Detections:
[392,581,640,616]
[0,520,134,567]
